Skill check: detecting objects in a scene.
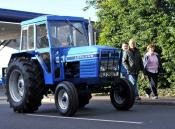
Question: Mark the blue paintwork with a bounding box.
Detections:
[80,59,99,78]
[56,45,120,81]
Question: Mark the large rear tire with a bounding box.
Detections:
[55,81,79,116]
[6,58,44,113]
[110,78,135,110]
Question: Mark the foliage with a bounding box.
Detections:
[86,0,175,90]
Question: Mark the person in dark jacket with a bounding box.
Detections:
[143,44,162,99]
[122,39,143,100]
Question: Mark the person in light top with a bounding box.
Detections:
[143,44,162,99]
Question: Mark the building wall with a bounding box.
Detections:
[0,41,18,77]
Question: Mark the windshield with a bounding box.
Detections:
[49,21,88,48]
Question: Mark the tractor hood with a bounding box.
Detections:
[62,45,120,62]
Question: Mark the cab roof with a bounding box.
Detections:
[21,15,86,26]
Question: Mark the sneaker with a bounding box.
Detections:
[145,94,150,98]
[152,96,158,99]
[135,96,141,100]
[145,88,151,95]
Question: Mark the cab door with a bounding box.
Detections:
[35,23,53,84]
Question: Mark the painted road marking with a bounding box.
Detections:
[27,114,143,125]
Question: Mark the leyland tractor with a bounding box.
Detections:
[2,15,135,116]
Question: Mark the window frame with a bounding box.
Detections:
[36,23,50,49]
[20,25,35,51]
[27,25,35,50]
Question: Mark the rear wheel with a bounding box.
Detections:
[55,81,79,116]
[6,58,44,113]
[110,78,135,110]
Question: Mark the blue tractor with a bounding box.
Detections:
[4,15,135,116]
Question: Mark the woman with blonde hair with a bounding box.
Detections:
[143,44,162,99]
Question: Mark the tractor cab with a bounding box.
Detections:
[19,15,92,84]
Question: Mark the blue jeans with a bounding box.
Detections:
[121,72,128,79]
[128,74,139,96]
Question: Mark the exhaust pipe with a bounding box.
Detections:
[88,17,93,46]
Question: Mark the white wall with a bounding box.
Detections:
[0,47,18,77]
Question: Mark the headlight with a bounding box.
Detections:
[99,60,119,77]
[113,66,118,71]
[100,66,106,71]
[100,61,118,71]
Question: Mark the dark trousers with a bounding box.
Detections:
[147,71,158,96]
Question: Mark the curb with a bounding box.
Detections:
[135,102,175,106]
[135,100,175,106]
[42,97,55,103]
[1,95,175,106]
[93,96,175,106]
[41,95,175,106]
[0,97,7,101]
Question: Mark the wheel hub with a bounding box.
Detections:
[58,90,69,110]
[114,87,125,104]
[62,95,67,102]
[17,76,24,97]
[9,70,24,102]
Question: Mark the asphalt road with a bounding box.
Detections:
[0,99,175,129]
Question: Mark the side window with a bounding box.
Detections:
[28,26,34,49]
[21,29,27,50]
[50,27,61,47]
[36,24,49,48]
[57,24,72,47]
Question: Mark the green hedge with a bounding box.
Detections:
[86,0,175,92]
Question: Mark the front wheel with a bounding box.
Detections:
[110,78,135,110]
[55,81,79,116]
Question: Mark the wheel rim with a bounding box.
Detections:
[113,85,125,104]
[9,70,25,102]
[58,89,69,110]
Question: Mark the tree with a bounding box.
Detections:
[86,0,175,89]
